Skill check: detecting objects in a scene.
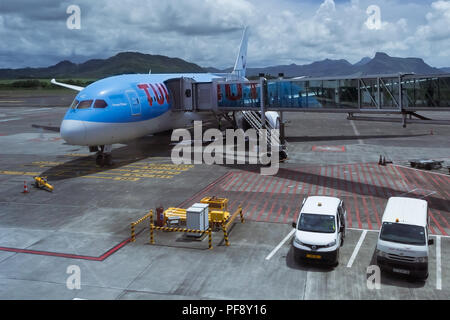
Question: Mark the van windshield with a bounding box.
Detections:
[298,213,336,234]
[380,222,426,245]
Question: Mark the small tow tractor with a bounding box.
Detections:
[33,176,54,192]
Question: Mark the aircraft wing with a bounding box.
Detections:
[51,79,84,91]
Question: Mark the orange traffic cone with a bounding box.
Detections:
[22,181,29,194]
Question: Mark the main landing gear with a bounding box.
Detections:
[90,145,113,167]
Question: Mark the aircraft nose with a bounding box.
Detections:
[60,119,87,145]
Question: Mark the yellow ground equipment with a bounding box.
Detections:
[200,196,228,211]
[149,210,213,249]
[130,210,153,242]
[163,197,231,227]
[33,176,54,192]
[164,207,187,225]
[129,203,245,249]
[221,206,245,246]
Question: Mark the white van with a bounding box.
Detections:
[292,196,346,266]
[376,197,433,279]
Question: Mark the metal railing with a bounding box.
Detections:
[241,110,281,150]
[130,210,153,242]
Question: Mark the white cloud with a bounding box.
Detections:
[0,0,449,69]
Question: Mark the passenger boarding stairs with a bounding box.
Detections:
[241,110,288,159]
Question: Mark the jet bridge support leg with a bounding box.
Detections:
[279,112,286,149]
[279,112,287,162]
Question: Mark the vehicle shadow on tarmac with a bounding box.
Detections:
[368,249,426,288]
[284,245,334,273]
[284,245,427,288]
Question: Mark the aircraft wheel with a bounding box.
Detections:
[96,154,105,167]
[105,154,113,166]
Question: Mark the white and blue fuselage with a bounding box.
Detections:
[60,73,222,146]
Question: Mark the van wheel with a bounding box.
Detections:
[333,249,340,267]
[415,272,429,281]
[293,249,300,262]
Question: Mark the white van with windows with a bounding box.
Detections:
[292,196,346,266]
[376,197,433,279]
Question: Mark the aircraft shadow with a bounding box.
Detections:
[32,124,61,132]
[39,134,174,181]
[216,162,449,214]
[37,122,219,181]
[35,123,449,215]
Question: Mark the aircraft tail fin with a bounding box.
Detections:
[232,26,249,78]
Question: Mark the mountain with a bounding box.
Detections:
[353,57,371,66]
[0,51,445,80]
[242,59,354,78]
[213,52,444,78]
[204,66,231,73]
[0,52,206,79]
[358,52,442,75]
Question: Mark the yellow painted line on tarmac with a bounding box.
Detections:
[0,170,40,176]
[64,153,91,157]
[0,100,25,103]
[12,160,194,182]
[81,175,141,181]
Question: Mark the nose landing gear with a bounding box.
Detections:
[91,145,114,167]
[96,152,113,167]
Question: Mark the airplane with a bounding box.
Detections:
[52,27,282,166]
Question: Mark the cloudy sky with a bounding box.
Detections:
[0,0,449,69]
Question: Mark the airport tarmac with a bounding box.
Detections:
[0,93,449,300]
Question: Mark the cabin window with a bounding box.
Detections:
[77,100,93,109]
[70,99,79,109]
[94,99,108,108]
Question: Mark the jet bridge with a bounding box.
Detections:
[167,73,450,118]
[215,73,450,112]
[166,73,450,159]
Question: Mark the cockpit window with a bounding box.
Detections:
[94,99,108,108]
[77,100,93,109]
[70,99,79,109]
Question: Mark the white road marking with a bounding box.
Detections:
[347,230,367,268]
[420,191,437,199]
[0,118,21,122]
[350,120,364,145]
[436,236,442,290]
[19,108,53,114]
[398,188,418,197]
[265,229,295,260]
[9,108,52,115]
